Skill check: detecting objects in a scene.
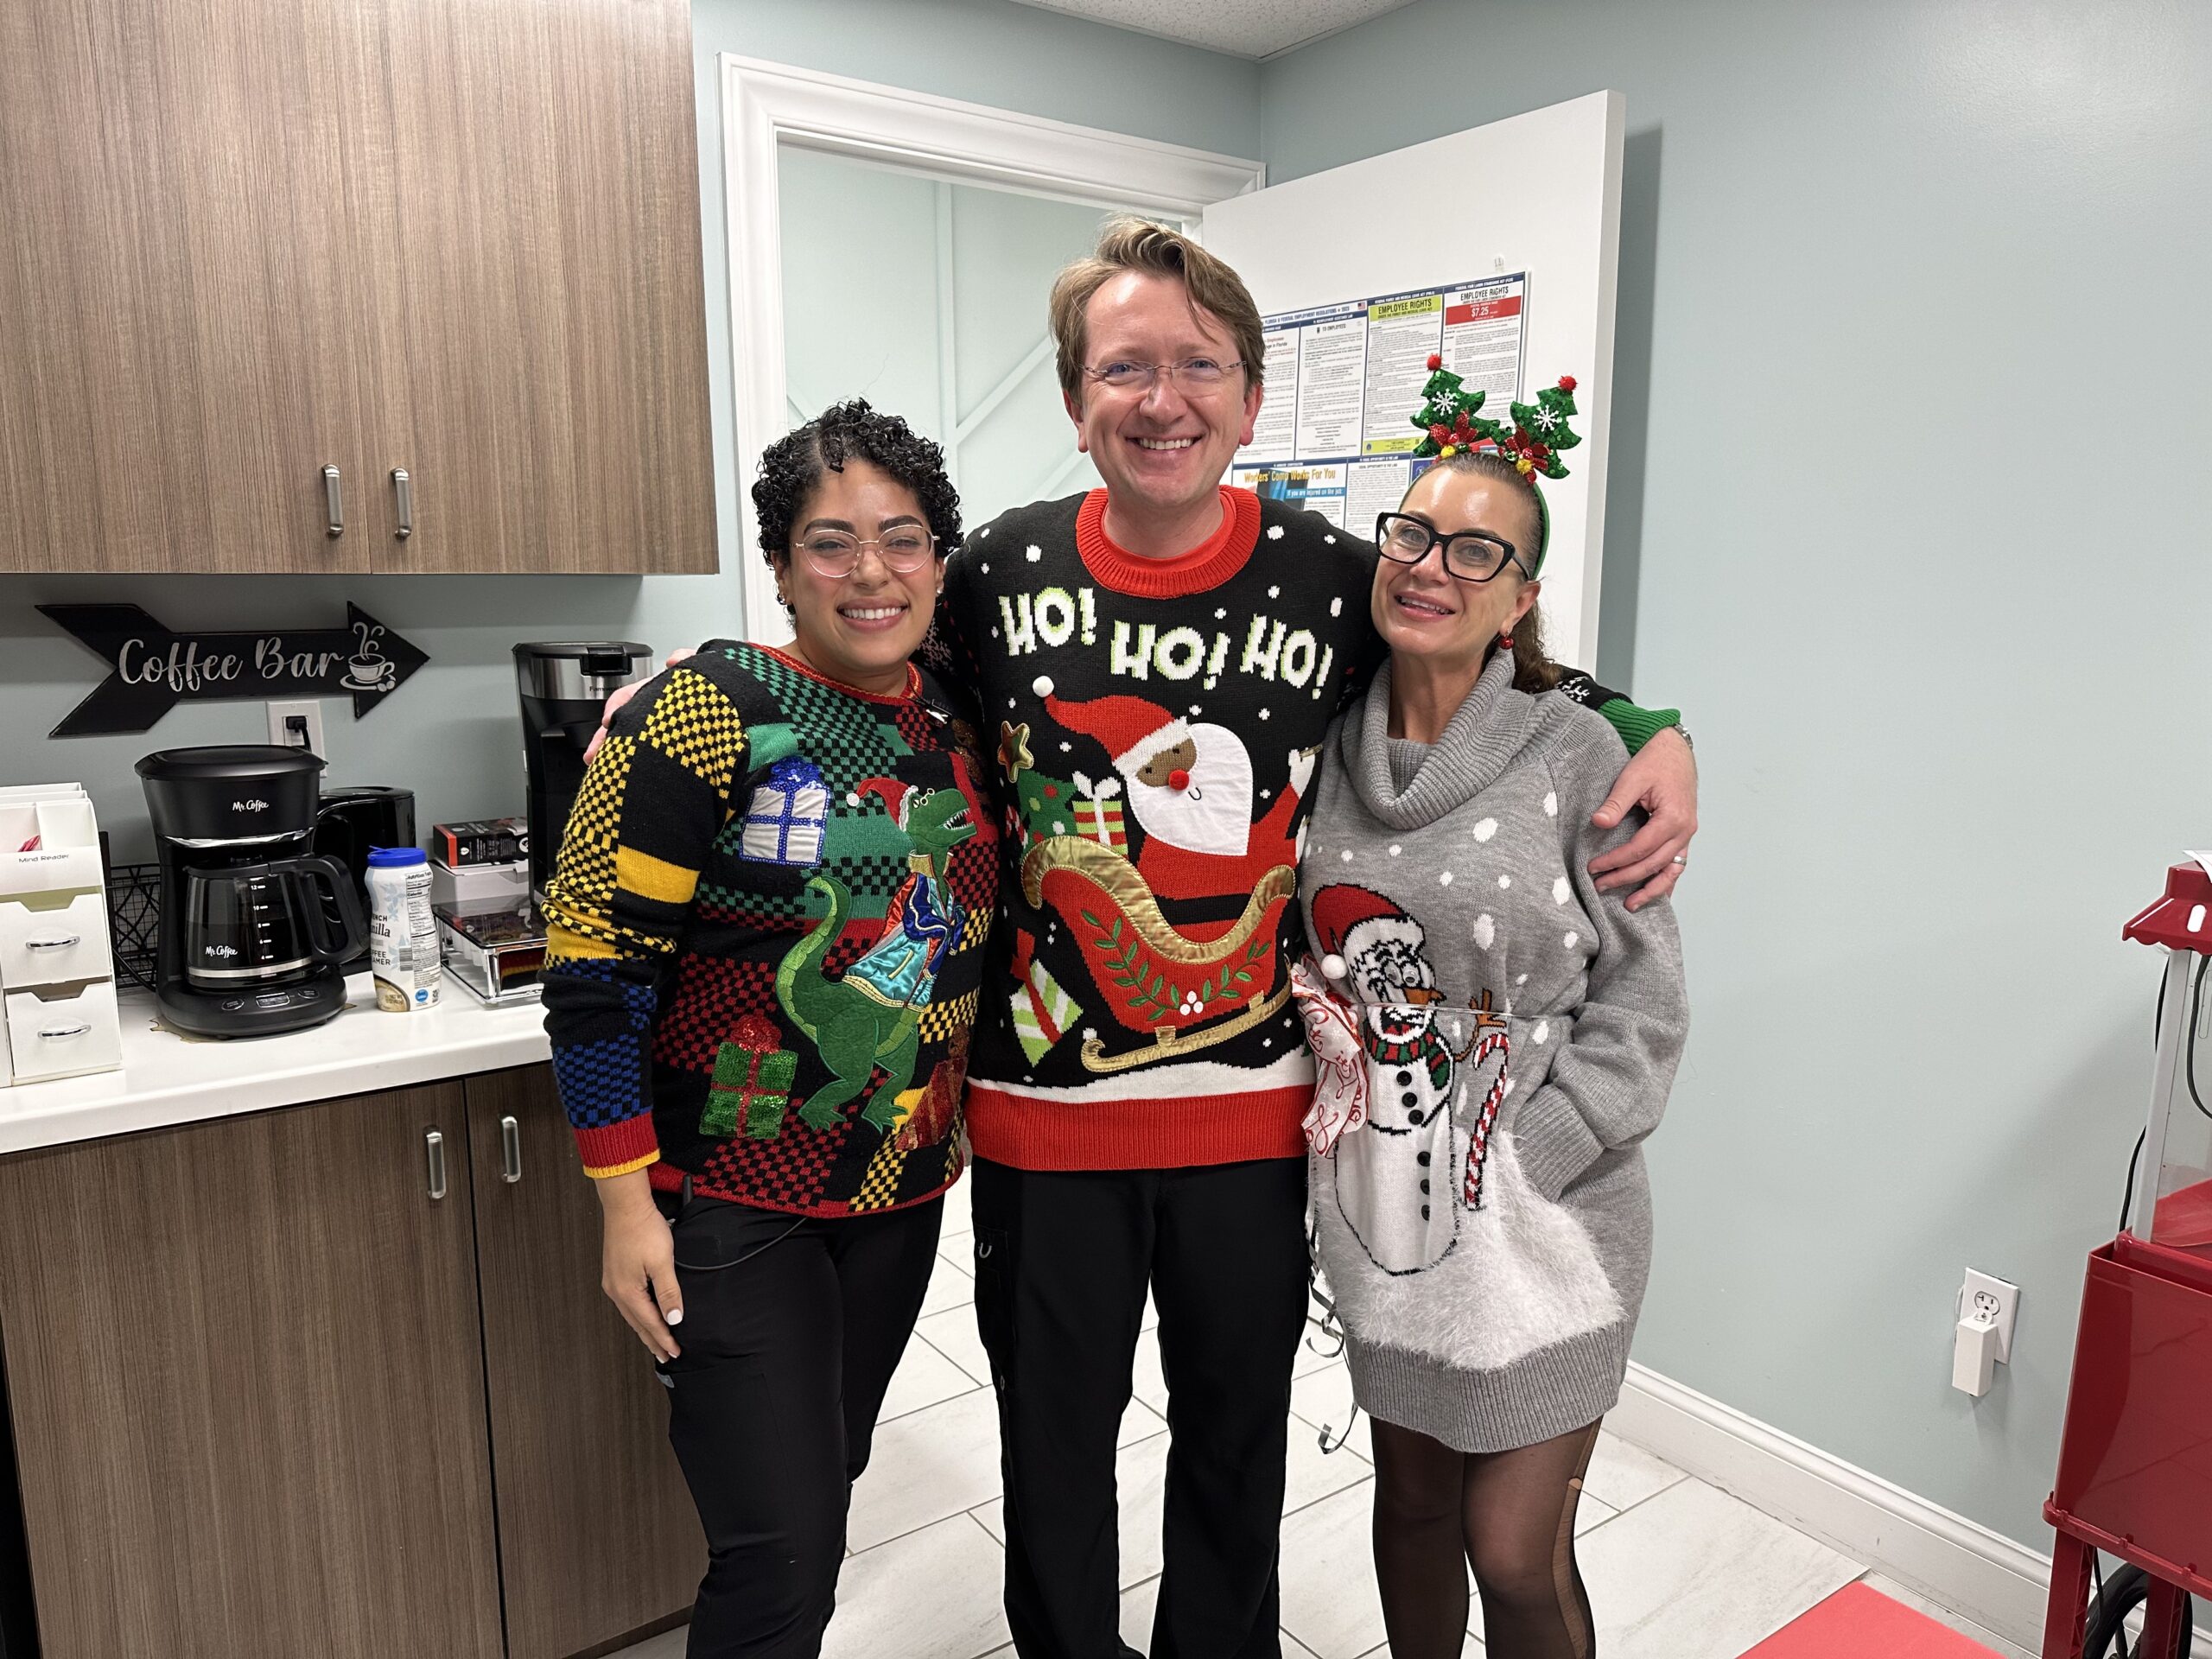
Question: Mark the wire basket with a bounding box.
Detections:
[105,863,160,994]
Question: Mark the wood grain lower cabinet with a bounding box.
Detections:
[0,1070,698,1658]
[465,1065,702,1659]
[0,1084,502,1659]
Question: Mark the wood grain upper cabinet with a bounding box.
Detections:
[0,1085,503,1659]
[464,1065,702,1658]
[0,0,383,573]
[364,0,717,574]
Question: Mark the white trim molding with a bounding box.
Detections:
[718,54,1265,639]
[1611,1362,2210,1652]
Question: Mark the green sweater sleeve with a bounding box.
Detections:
[1553,669,1681,755]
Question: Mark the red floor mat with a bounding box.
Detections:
[1739,1582,2005,1657]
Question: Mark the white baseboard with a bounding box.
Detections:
[1609,1361,2209,1653]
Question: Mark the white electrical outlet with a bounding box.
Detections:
[266,699,327,758]
[1958,1268,2019,1363]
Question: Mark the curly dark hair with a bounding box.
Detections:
[750,399,962,586]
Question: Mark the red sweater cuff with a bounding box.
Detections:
[575,1116,660,1179]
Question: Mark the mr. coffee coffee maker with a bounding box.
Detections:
[136,746,368,1038]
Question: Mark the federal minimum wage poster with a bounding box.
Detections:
[1230,272,1529,533]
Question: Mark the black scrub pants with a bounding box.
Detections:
[656,1190,944,1659]
[969,1154,1311,1659]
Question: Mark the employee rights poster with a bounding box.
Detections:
[1231,274,1528,532]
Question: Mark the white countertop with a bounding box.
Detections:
[0,976,552,1155]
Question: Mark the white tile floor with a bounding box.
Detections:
[613,1178,2034,1659]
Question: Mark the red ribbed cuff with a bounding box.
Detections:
[963,1084,1308,1171]
[575,1115,660,1179]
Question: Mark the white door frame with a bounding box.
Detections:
[719,54,1265,639]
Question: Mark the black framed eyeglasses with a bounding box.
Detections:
[1373,513,1530,584]
[1081,358,1244,395]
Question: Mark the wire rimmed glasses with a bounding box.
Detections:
[1081,358,1245,396]
[1373,512,1530,584]
[793,527,939,579]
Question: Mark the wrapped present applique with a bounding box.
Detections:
[702,1014,798,1139]
[1069,772,1128,852]
[740,755,829,867]
[1008,931,1081,1064]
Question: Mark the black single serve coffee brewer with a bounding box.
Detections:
[514,641,652,898]
[136,746,368,1038]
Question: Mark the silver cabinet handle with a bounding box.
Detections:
[391,467,413,540]
[323,464,344,537]
[424,1128,447,1200]
[25,934,82,950]
[35,1022,91,1040]
[499,1114,522,1184]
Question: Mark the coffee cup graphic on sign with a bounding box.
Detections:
[343,621,397,692]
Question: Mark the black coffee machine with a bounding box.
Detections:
[137,746,368,1038]
[514,641,652,897]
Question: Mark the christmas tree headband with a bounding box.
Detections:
[1408,356,1582,573]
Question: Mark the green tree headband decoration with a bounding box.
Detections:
[1409,355,1582,573]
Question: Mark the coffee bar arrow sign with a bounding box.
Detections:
[41,603,429,737]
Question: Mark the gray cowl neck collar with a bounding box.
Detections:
[1344,646,1532,831]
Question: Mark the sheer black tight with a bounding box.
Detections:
[1369,1417,1601,1659]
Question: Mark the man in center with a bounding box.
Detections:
[931,218,1695,1659]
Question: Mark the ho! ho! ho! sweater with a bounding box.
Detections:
[929,486,1674,1173]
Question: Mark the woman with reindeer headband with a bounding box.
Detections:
[1292,367,1690,1658]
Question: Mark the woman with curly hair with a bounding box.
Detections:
[540,400,1000,1658]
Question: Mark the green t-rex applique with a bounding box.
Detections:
[775,780,976,1133]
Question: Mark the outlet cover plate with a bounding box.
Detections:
[266,699,326,759]
[1958,1269,2019,1363]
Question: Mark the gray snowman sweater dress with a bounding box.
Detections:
[1295,646,1689,1453]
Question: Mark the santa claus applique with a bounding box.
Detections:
[1033,677,1311,904]
[1306,884,1483,1276]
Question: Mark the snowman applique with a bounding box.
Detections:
[1305,885,1506,1276]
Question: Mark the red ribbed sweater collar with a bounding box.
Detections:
[1073,486,1262,598]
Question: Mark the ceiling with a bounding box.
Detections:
[1007,0,1420,60]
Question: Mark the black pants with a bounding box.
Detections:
[969,1154,1311,1659]
[657,1191,944,1659]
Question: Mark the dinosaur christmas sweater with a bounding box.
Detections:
[931,486,1670,1173]
[539,641,1001,1217]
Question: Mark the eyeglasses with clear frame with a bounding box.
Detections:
[1081,358,1246,396]
[792,526,938,579]
[1373,512,1531,584]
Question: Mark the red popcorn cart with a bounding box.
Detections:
[2044,859,2212,1658]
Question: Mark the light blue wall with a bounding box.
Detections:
[0,2,1257,859]
[1263,0,2212,1548]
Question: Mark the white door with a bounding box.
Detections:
[1201,91,1625,671]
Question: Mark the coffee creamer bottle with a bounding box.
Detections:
[366,846,442,1012]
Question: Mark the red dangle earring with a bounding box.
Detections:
[1498,632,1515,647]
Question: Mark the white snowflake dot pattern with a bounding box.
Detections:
[977,525,990,537]
[981,563,990,574]
[1025,544,1043,562]
[1330,597,1343,616]
[1543,791,1559,817]
[1052,821,1065,835]
[1389,844,1402,857]
[1339,849,1354,862]
[1498,874,1512,889]
[1553,876,1572,906]
[1216,607,1227,620]
[1472,914,1497,949]
[1258,708,1271,721]
[1267,525,1285,540]
[1325,534,1337,543]
[1189,704,1201,715]
[1439,871,1454,886]
[1473,818,1499,842]
[1533,1020,1551,1045]
[1268,585,1281,598]
[1563,931,1580,950]
[1516,973,1529,986]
